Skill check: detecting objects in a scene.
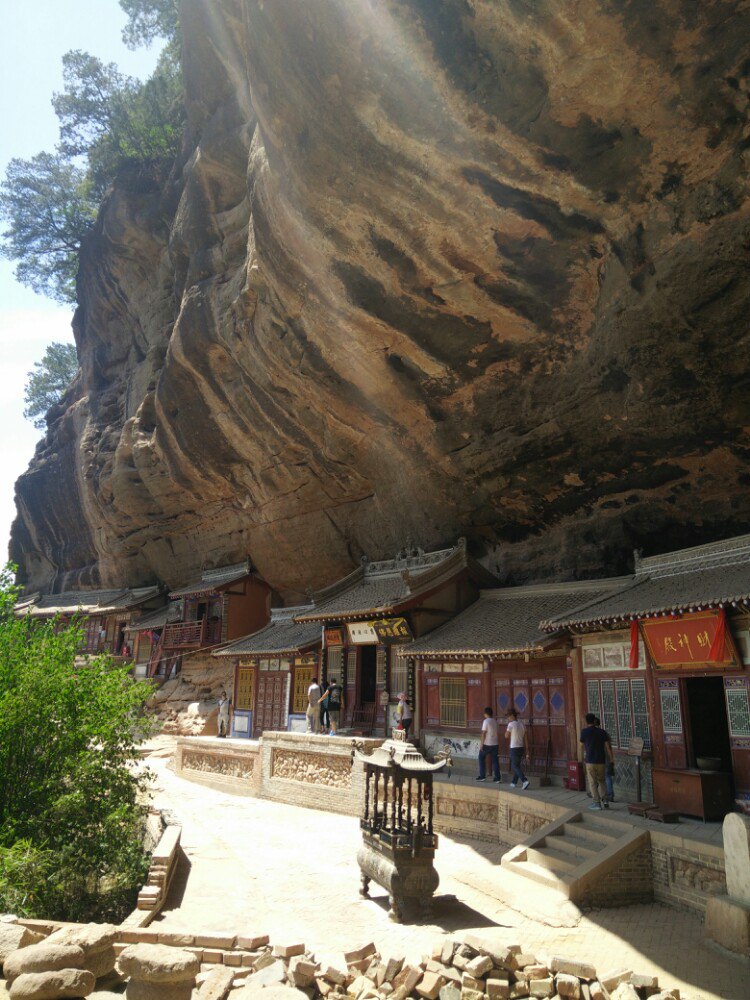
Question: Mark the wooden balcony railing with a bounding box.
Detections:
[161,617,222,649]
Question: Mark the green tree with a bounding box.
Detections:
[0,568,155,920]
[23,342,79,430]
[119,0,180,49]
[53,49,184,190]
[0,152,98,303]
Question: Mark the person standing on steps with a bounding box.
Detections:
[306,676,322,733]
[396,692,413,737]
[322,677,343,734]
[505,708,530,789]
[580,712,614,809]
[477,707,501,782]
[217,687,231,738]
[319,679,331,734]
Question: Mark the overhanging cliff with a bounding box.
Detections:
[11,0,750,599]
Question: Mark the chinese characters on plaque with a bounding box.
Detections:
[641,611,736,668]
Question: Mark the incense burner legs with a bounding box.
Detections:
[357,834,440,923]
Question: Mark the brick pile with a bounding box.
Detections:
[200,934,680,1000]
[0,925,684,1000]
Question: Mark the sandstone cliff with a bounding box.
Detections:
[11,0,750,598]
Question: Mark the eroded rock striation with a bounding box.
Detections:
[11,0,750,598]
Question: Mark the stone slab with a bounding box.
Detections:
[723,813,750,904]
[705,893,750,957]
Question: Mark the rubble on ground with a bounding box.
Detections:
[0,922,684,1000]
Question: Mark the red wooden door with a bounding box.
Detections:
[254,672,289,736]
[529,675,567,776]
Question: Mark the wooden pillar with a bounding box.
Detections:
[569,643,585,762]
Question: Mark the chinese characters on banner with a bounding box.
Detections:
[641,610,736,668]
[346,618,413,644]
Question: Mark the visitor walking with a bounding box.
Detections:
[319,680,330,733]
[505,709,530,789]
[324,677,343,734]
[580,712,614,809]
[396,692,413,737]
[306,677,322,733]
[217,688,231,738]
[477,707,501,782]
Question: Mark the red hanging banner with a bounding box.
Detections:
[629,619,640,670]
[640,609,737,668]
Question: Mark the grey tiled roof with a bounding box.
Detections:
[406,581,626,655]
[546,533,750,628]
[170,561,251,598]
[126,604,170,632]
[22,587,161,616]
[295,542,497,623]
[214,607,321,656]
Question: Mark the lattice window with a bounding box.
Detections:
[726,686,750,737]
[587,679,601,719]
[660,687,682,733]
[600,679,617,738]
[616,679,634,749]
[326,646,343,685]
[376,646,387,686]
[631,677,651,748]
[439,677,466,727]
[347,647,357,688]
[292,667,314,714]
[390,654,408,696]
[235,667,254,711]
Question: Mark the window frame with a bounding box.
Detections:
[439,676,467,728]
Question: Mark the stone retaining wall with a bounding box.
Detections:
[651,834,726,913]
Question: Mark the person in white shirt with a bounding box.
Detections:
[477,707,501,782]
[217,688,231,738]
[505,709,530,789]
[306,678,322,733]
[396,692,413,737]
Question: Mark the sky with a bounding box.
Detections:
[0,0,161,561]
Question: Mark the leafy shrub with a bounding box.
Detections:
[0,568,156,921]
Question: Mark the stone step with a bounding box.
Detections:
[504,857,574,890]
[545,833,597,859]
[581,812,634,836]
[561,821,615,845]
[526,845,578,873]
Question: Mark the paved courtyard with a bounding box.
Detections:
[146,757,745,1000]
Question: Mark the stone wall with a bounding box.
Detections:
[651,835,726,912]
[577,840,654,909]
[174,738,261,796]
[258,732,380,817]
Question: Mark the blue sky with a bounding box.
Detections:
[0,0,161,561]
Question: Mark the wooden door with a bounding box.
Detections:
[529,675,567,776]
[254,672,289,736]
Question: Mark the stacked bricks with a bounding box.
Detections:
[0,920,684,1000]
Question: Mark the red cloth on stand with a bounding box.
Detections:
[629,619,640,669]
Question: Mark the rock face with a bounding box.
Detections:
[11,0,750,598]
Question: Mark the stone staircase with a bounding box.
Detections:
[501,807,649,902]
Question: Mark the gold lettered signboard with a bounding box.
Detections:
[371,617,413,644]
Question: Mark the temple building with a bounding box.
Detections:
[15,586,163,660]
[135,560,271,681]
[545,534,750,816]
[405,580,624,774]
[291,541,497,735]
[211,607,322,738]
